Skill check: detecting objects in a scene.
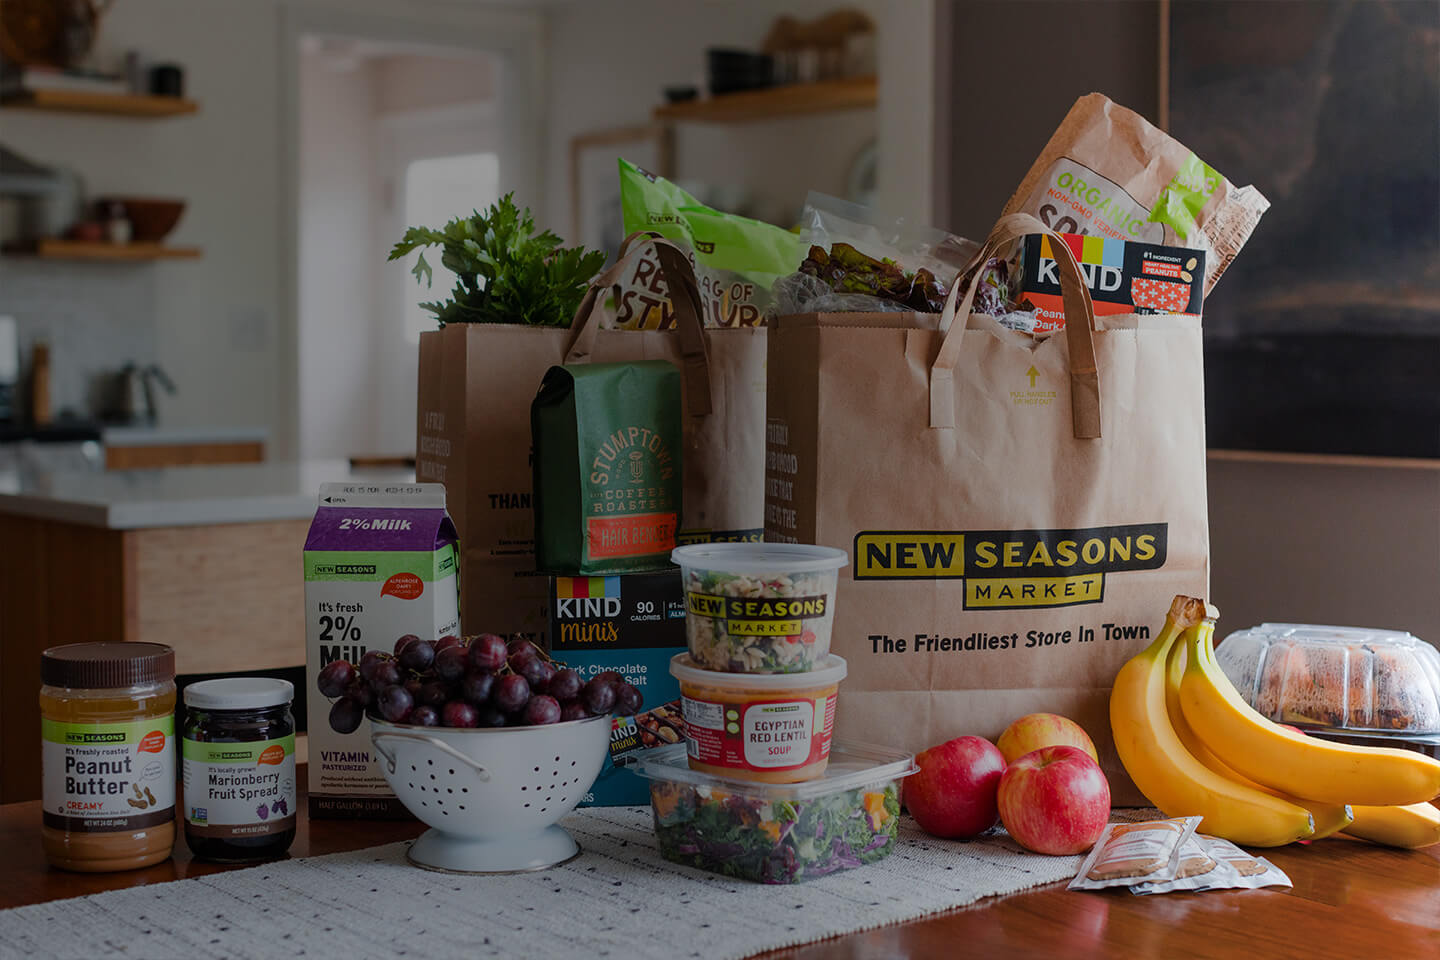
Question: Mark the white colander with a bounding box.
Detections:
[370,714,611,873]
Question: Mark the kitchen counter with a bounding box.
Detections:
[0,459,416,802]
[0,458,410,528]
[99,424,270,447]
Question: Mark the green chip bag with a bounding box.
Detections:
[616,159,803,329]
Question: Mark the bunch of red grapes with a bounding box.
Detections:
[316,634,643,733]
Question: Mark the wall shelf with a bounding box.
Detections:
[5,240,202,261]
[0,90,199,118]
[652,76,876,124]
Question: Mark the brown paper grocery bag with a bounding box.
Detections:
[417,233,766,639]
[764,213,1209,803]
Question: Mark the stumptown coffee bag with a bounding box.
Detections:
[532,360,682,574]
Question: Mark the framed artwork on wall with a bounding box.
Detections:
[1166,0,1440,458]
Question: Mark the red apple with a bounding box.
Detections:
[906,735,1006,839]
[997,745,1110,855]
[996,712,1099,765]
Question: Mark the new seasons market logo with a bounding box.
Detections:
[852,523,1168,610]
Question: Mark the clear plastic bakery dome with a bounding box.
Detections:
[1215,623,1440,736]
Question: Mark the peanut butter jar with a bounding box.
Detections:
[39,643,177,872]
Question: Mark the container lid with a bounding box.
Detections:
[184,677,294,710]
[671,542,848,575]
[634,739,916,801]
[1216,622,1440,735]
[670,652,846,689]
[41,642,174,689]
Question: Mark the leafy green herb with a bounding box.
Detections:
[388,193,606,327]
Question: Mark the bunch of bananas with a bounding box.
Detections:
[1110,595,1440,848]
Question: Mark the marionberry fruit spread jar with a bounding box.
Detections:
[182,677,297,862]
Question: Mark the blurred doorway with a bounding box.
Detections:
[296,38,499,462]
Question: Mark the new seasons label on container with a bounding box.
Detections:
[686,592,829,637]
[183,736,296,839]
[41,717,175,832]
[852,522,1167,610]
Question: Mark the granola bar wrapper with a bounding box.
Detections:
[1003,93,1268,297]
[1128,835,1234,894]
[1192,835,1293,890]
[1068,816,1202,891]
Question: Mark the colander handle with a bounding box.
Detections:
[370,732,493,781]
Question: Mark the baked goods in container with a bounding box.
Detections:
[1216,623,1440,735]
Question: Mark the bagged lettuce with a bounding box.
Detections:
[615,159,803,329]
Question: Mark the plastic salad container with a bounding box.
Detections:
[672,653,846,782]
[671,542,848,673]
[1216,623,1440,736]
[635,740,915,884]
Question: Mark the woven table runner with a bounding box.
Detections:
[0,806,1155,960]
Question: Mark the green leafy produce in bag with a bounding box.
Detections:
[617,159,803,329]
[389,193,605,327]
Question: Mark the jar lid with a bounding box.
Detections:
[184,677,294,710]
[671,542,849,575]
[670,652,847,690]
[41,642,175,689]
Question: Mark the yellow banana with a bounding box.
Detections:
[1164,632,1352,840]
[1342,803,1440,849]
[1110,595,1314,847]
[1179,618,1440,806]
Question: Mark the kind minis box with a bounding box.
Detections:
[304,483,459,818]
[548,570,687,805]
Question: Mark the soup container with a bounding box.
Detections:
[671,653,846,782]
[672,542,847,674]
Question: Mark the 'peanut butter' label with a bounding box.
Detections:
[42,717,175,832]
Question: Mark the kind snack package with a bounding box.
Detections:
[1003,93,1267,296]
[1068,816,1202,890]
[547,570,688,805]
[616,159,803,329]
[1012,234,1206,335]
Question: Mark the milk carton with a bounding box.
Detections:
[304,483,459,818]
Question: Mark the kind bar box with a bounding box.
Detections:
[1018,233,1206,334]
[549,570,687,805]
[304,482,459,818]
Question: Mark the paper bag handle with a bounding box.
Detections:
[564,231,713,417]
[929,213,1101,439]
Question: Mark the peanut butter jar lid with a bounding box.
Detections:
[41,642,175,689]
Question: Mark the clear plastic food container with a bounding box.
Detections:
[634,740,915,884]
[1216,623,1440,735]
[672,653,846,782]
[671,542,848,674]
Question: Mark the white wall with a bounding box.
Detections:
[297,49,378,460]
[543,0,937,237]
[1209,455,1440,645]
[1,0,284,437]
[376,54,495,114]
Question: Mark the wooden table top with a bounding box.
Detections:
[3,782,1438,959]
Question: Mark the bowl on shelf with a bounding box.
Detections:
[370,713,612,873]
[94,196,186,243]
